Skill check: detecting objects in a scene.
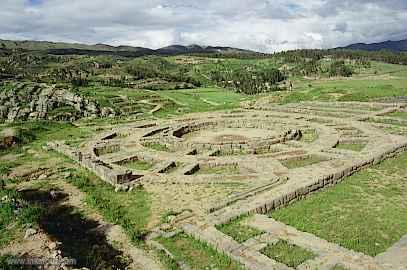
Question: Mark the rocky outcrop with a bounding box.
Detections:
[0,127,18,149]
[0,82,115,122]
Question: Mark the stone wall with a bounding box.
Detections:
[211,141,407,226]
[48,141,141,186]
[93,142,121,156]
[0,82,111,122]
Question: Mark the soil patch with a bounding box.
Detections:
[20,189,130,270]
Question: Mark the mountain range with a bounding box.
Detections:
[1,38,406,57]
[340,39,407,52]
[0,39,258,57]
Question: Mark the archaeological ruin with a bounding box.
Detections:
[48,100,407,270]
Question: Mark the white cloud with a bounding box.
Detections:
[0,0,406,52]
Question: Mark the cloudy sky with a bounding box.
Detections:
[1,0,406,52]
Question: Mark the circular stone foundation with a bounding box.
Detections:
[186,128,281,144]
[91,110,343,182]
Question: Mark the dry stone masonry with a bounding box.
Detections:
[49,100,407,270]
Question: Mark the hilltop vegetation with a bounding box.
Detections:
[340,38,407,52]
[1,39,407,123]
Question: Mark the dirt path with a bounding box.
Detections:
[4,176,165,270]
[54,179,166,270]
[375,234,407,269]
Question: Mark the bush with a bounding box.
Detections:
[329,61,353,77]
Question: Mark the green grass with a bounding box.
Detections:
[216,215,264,243]
[335,143,366,152]
[65,169,151,245]
[143,142,170,152]
[273,62,407,104]
[75,85,177,116]
[0,162,14,176]
[0,121,94,177]
[155,249,179,270]
[281,155,327,169]
[386,111,407,120]
[0,121,93,150]
[271,152,407,256]
[380,125,407,136]
[331,265,348,270]
[121,159,154,170]
[0,188,43,248]
[157,233,244,270]
[279,79,407,104]
[300,129,318,143]
[368,117,407,127]
[260,240,316,268]
[47,105,78,117]
[155,87,251,117]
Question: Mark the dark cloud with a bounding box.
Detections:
[333,22,348,33]
[0,0,405,52]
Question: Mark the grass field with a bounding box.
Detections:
[271,152,407,256]
[0,120,93,150]
[386,111,407,119]
[155,87,251,117]
[143,142,171,152]
[66,169,151,245]
[271,62,407,104]
[157,233,244,270]
[300,129,318,143]
[216,215,264,243]
[121,159,154,170]
[335,143,366,151]
[260,240,316,268]
[0,188,43,248]
[281,155,327,169]
[331,265,348,270]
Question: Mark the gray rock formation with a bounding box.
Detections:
[0,82,116,122]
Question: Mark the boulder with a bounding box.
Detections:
[0,128,18,149]
[24,228,37,239]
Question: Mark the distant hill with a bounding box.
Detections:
[0,39,258,57]
[340,39,407,52]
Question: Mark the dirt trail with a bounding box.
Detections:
[54,179,166,270]
[2,177,164,270]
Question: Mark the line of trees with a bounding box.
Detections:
[125,57,201,87]
[210,66,285,94]
[328,60,353,77]
[192,49,407,65]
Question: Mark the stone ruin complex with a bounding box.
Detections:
[48,100,407,269]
